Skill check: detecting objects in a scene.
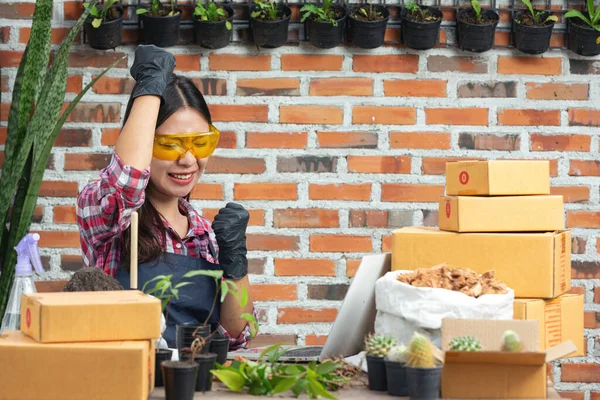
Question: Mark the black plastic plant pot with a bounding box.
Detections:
[176,324,211,352]
[567,18,600,56]
[385,359,409,397]
[154,349,173,388]
[193,353,218,392]
[161,361,199,400]
[84,6,123,50]
[141,9,181,48]
[512,10,555,54]
[456,8,499,53]
[306,5,347,49]
[347,4,390,49]
[401,6,443,50]
[406,365,443,400]
[208,334,231,365]
[193,4,234,49]
[250,3,292,48]
[366,355,387,391]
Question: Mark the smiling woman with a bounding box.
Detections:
[75,45,256,351]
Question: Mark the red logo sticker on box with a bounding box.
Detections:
[26,308,31,328]
[459,171,469,185]
[445,200,451,218]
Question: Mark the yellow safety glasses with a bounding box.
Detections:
[153,125,220,161]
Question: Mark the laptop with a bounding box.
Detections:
[227,253,391,362]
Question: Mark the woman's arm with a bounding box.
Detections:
[219,275,255,338]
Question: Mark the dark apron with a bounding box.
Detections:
[115,252,221,348]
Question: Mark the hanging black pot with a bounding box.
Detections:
[154,348,173,388]
[306,5,347,49]
[366,355,387,391]
[140,8,181,48]
[161,361,199,400]
[406,366,443,400]
[84,5,123,50]
[249,3,291,48]
[176,324,211,352]
[512,10,555,54]
[347,4,390,49]
[385,359,409,397]
[193,4,234,49]
[456,8,499,52]
[401,5,442,50]
[567,18,600,56]
[208,333,231,365]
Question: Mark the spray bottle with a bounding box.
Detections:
[0,233,44,333]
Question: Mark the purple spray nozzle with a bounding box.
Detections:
[14,233,44,276]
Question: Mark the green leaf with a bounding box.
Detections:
[258,343,284,361]
[250,11,262,18]
[544,15,558,23]
[211,370,246,391]
[307,379,337,400]
[292,379,308,397]
[316,361,340,375]
[564,9,593,26]
[241,312,258,337]
[220,280,229,302]
[226,20,232,30]
[90,5,100,17]
[240,285,248,308]
[273,377,298,394]
[92,18,102,27]
[173,281,193,290]
[182,269,223,280]
[136,8,148,14]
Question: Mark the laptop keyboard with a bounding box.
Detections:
[283,346,323,357]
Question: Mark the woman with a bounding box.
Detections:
[76,45,256,350]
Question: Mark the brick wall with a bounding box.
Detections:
[1,0,599,394]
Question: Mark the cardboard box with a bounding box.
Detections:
[391,227,571,298]
[446,160,550,196]
[441,319,576,399]
[514,294,585,357]
[438,195,565,232]
[21,290,161,343]
[0,330,154,400]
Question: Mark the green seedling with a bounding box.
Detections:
[520,0,558,25]
[83,0,118,28]
[301,0,339,26]
[194,2,232,30]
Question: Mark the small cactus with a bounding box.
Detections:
[387,345,408,363]
[364,333,397,358]
[406,332,436,368]
[501,330,524,352]
[449,335,482,352]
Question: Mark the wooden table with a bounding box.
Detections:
[149,382,561,399]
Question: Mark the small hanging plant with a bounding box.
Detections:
[136,0,179,17]
[251,0,289,21]
[460,0,495,25]
[194,2,232,30]
[351,2,385,21]
[404,1,440,22]
[516,0,558,26]
[83,0,120,27]
[301,0,342,26]
[565,0,600,43]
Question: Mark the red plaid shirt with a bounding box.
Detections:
[76,151,255,350]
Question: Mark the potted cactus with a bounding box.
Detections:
[249,0,291,48]
[401,1,443,50]
[364,333,397,391]
[501,330,524,352]
[193,1,234,49]
[347,1,390,49]
[564,0,600,56]
[512,0,557,54]
[405,332,443,399]
[456,0,499,52]
[136,0,181,47]
[449,335,483,351]
[83,0,124,50]
[301,0,347,49]
[384,345,409,397]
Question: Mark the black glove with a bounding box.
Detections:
[212,203,249,280]
[129,44,176,102]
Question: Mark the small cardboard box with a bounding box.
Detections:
[514,294,585,357]
[0,330,155,400]
[20,290,161,343]
[446,160,550,196]
[438,195,565,232]
[441,319,576,399]
[391,227,571,298]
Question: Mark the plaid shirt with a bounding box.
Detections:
[76,151,255,350]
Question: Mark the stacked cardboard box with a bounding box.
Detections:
[391,160,585,356]
[0,290,161,400]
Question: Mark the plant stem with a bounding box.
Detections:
[203,279,219,327]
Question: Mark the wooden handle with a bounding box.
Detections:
[130,211,138,290]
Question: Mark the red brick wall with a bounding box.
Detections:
[1,0,599,393]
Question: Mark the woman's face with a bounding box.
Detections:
[149,108,210,199]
